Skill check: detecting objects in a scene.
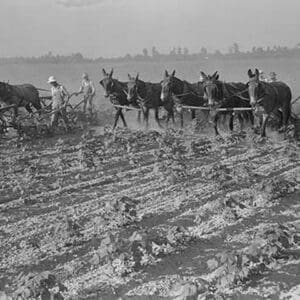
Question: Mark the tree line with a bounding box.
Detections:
[1,43,300,64]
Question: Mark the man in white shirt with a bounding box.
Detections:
[47,76,70,130]
[76,73,95,116]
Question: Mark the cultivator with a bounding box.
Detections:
[0,93,99,137]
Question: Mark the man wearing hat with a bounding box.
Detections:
[268,72,277,82]
[47,76,70,130]
[258,70,267,82]
[76,73,95,116]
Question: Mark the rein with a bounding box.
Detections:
[223,88,250,102]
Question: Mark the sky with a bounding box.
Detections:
[0,0,299,58]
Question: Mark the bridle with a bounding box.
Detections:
[247,79,267,105]
[204,80,250,104]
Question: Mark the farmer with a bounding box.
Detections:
[47,76,70,130]
[268,72,277,82]
[258,70,267,82]
[75,73,95,116]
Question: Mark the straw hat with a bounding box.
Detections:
[82,73,89,79]
[47,76,57,84]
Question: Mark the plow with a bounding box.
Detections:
[0,93,97,137]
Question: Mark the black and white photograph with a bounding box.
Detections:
[0,0,299,299]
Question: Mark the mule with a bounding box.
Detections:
[201,71,254,135]
[126,73,174,129]
[99,68,138,130]
[247,69,291,137]
[0,82,42,120]
[160,70,206,127]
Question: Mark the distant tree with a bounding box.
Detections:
[183,47,189,55]
[152,46,159,57]
[142,48,149,57]
[169,47,176,56]
[124,54,132,60]
[232,42,240,54]
[200,47,208,56]
[214,49,223,57]
[177,47,182,55]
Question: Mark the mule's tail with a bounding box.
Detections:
[284,87,292,126]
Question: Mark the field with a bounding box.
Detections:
[0,59,300,299]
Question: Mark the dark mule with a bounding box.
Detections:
[0,82,42,119]
[160,70,206,127]
[126,73,173,128]
[201,71,254,135]
[247,69,291,137]
[99,68,135,130]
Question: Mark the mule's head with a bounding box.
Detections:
[126,73,139,103]
[160,70,176,102]
[201,71,220,107]
[99,68,115,98]
[247,69,264,106]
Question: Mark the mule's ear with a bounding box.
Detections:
[212,71,218,79]
[128,74,132,80]
[164,70,169,78]
[109,68,114,78]
[102,68,107,76]
[135,73,139,81]
[247,69,253,78]
[200,71,208,80]
[215,74,219,80]
[255,68,259,78]
[171,70,176,77]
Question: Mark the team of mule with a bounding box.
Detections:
[99,68,292,137]
[0,68,292,138]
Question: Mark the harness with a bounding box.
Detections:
[203,81,249,105]
[170,81,203,101]
[256,82,280,105]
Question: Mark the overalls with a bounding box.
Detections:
[50,85,69,129]
[81,80,95,115]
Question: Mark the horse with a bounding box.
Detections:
[247,68,291,137]
[0,82,42,120]
[126,73,174,129]
[200,71,254,135]
[160,70,206,127]
[99,68,139,130]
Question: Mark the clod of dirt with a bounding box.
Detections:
[14,271,66,300]
[109,196,140,225]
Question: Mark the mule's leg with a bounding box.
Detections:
[144,108,150,129]
[154,108,162,128]
[166,111,170,126]
[113,108,121,130]
[279,103,290,132]
[229,113,234,131]
[137,111,141,123]
[171,110,175,124]
[191,109,196,120]
[214,113,220,136]
[248,111,255,129]
[180,112,184,128]
[25,104,33,115]
[237,113,244,132]
[119,109,127,128]
[261,113,269,137]
[11,107,19,123]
